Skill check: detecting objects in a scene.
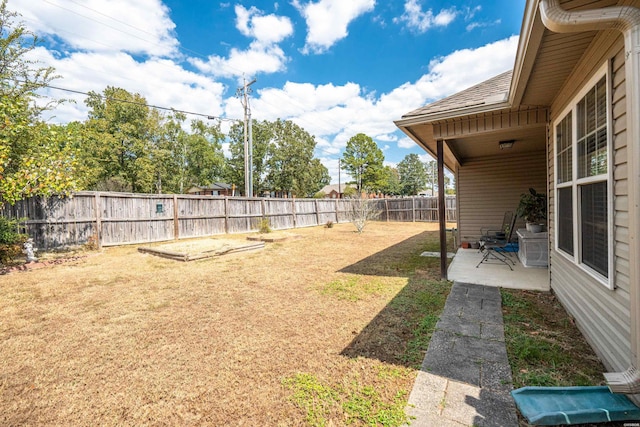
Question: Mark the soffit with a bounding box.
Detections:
[444,126,546,163]
[518,0,620,106]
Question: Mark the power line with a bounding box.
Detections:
[19,2,361,148]
[38,0,249,78]
[32,81,241,122]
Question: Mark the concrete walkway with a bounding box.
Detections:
[405,282,518,427]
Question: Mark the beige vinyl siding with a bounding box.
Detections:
[457,152,547,244]
[548,33,631,371]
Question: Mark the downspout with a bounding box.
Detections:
[539,0,640,394]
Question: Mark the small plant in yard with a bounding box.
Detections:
[84,233,99,251]
[0,217,27,265]
[325,220,334,228]
[258,217,271,234]
[348,197,382,233]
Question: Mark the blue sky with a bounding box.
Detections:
[12,0,525,183]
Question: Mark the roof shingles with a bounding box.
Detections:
[403,70,513,118]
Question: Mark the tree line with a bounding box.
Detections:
[0,1,450,206]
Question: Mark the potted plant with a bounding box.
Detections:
[516,188,547,233]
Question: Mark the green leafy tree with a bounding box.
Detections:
[423,160,452,196]
[225,120,272,195]
[342,185,357,198]
[0,1,84,204]
[379,166,402,196]
[301,158,330,197]
[266,119,319,197]
[227,119,328,197]
[83,86,156,192]
[398,153,428,195]
[185,118,226,187]
[341,133,384,193]
[152,112,225,193]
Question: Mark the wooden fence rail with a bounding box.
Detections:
[1,191,456,250]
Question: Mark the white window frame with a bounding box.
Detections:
[552,62,614,289]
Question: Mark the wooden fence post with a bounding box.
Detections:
[385,199,389,222]
[315,199,320,226]
[224,197,229,234]
[173,194,179,240]
[412,197,416,222]
[94,192,102,249]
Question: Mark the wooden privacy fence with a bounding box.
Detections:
[1,192,456,250]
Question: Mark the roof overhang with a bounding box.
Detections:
[395,0,613,169]
[395,101,548,171]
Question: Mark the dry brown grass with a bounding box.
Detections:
[0,222,447,426]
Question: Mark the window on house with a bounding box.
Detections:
[554,68,611,286]
[556,113,573,255]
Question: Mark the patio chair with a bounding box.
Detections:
[476,214,517,270]
[480,211,514,242]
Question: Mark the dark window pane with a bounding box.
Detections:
[594,127,607,175]
[558,187,573,255]
[556,113,572,183]
[581,182,608,277]
[586,86,596,134]
[596,77,607,128]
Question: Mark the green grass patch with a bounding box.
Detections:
[388,236,455,274]
[501,289,605,388]
[375,365,411,380]
[282,373,338,426]
[393,278,451,368]
[320,276,399,301]
[282,372,411,427]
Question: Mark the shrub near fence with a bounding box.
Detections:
[1,192,457,250]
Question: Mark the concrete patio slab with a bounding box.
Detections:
[448,248,549,291]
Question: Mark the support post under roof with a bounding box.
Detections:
[437,139,448,280]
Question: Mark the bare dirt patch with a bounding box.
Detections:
[138,238,265,261]
[0,222,447,426]
[246,231,302,242]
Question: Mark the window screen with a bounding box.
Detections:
[556,113,572,184]
[580,181,608,277]
[558,187,573,255]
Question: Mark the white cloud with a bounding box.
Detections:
[240,35,519,167]
[11,0,179,56]
[189,5,293,78]
[17,0,518,184]
[235,5,293,44]
[31,34,518,159]
[397,137,416,149]
[29,47,227,125]
[189,43,288,79]
[293,0,375,54]
[394,0,458,33]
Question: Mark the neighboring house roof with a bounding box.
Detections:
[320,184,353,194]
[187,182,232,193]
[402,71,512,119]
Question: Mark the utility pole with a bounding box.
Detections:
[238,77,256,197]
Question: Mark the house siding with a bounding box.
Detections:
[457,152,547,244]
[547,33,631,372]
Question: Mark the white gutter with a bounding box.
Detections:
[539,0,640,394]
[393,101,512,128]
